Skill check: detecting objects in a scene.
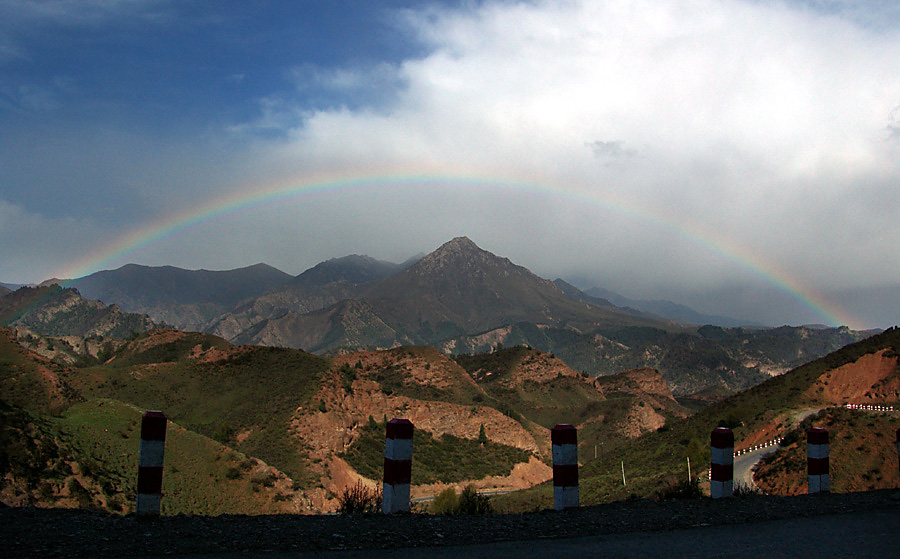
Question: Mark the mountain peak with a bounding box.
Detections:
[443,236,478,249]
[423,237,484,261]
[419,237,495,266]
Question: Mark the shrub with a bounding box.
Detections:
[429,487,459,515]
[250,472,277,488]
[657,477,702,500]
[429,485,492,515]
[225,467,241,480]
[337,482,382,514]
[457,485,492,515]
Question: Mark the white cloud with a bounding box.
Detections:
[248,0,900,297]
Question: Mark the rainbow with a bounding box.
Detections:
[56,170,852,327]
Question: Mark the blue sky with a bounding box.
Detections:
[1,1,436,218]
[2,0,899,328]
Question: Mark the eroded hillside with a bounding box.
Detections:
[2,325,689,514]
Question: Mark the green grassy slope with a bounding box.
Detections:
[0,328,82,416]
[56,398,305,515]
[0,397,304,514]
[64,331,331,483]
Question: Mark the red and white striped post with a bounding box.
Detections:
[710,427,734,499]
[807,427,830,494]
[552,424,579,510]
[136,410,167,516]
[383,418,414,514]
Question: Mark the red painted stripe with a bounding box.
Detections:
[137,466,164,494]
[551,424,577,446]
[710,462,733,482]
[807,428,828,445]
[386,418,414,440]
[711,427,734,448]
[140,411,167,441]
[553,464,578,487]
[808,457,829,476]
[383,458,412,485]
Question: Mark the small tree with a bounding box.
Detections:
[478,424,487,445]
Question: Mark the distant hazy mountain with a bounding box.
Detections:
[582,285,761,327]
[204,254,409,342]
[66,263,293,330]
[830,284,900,330]
[552,279,674,322]
[239,237,665,352]
[291,254,405,287]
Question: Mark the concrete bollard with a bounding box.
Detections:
[710,427,734,499]
[807,427,830,494]
[136,410,167,516]
[551,424,579,510]
[383,418,414,514]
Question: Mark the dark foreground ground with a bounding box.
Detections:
[3,490,899,558]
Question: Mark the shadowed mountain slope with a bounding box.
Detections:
[205,256,407,343]
[65,263,293,330]
[292,254,404,287]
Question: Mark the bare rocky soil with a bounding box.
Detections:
[3,490,898,558]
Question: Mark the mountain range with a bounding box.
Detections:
[3,237,877,397]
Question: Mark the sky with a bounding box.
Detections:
[1,0,899,329]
